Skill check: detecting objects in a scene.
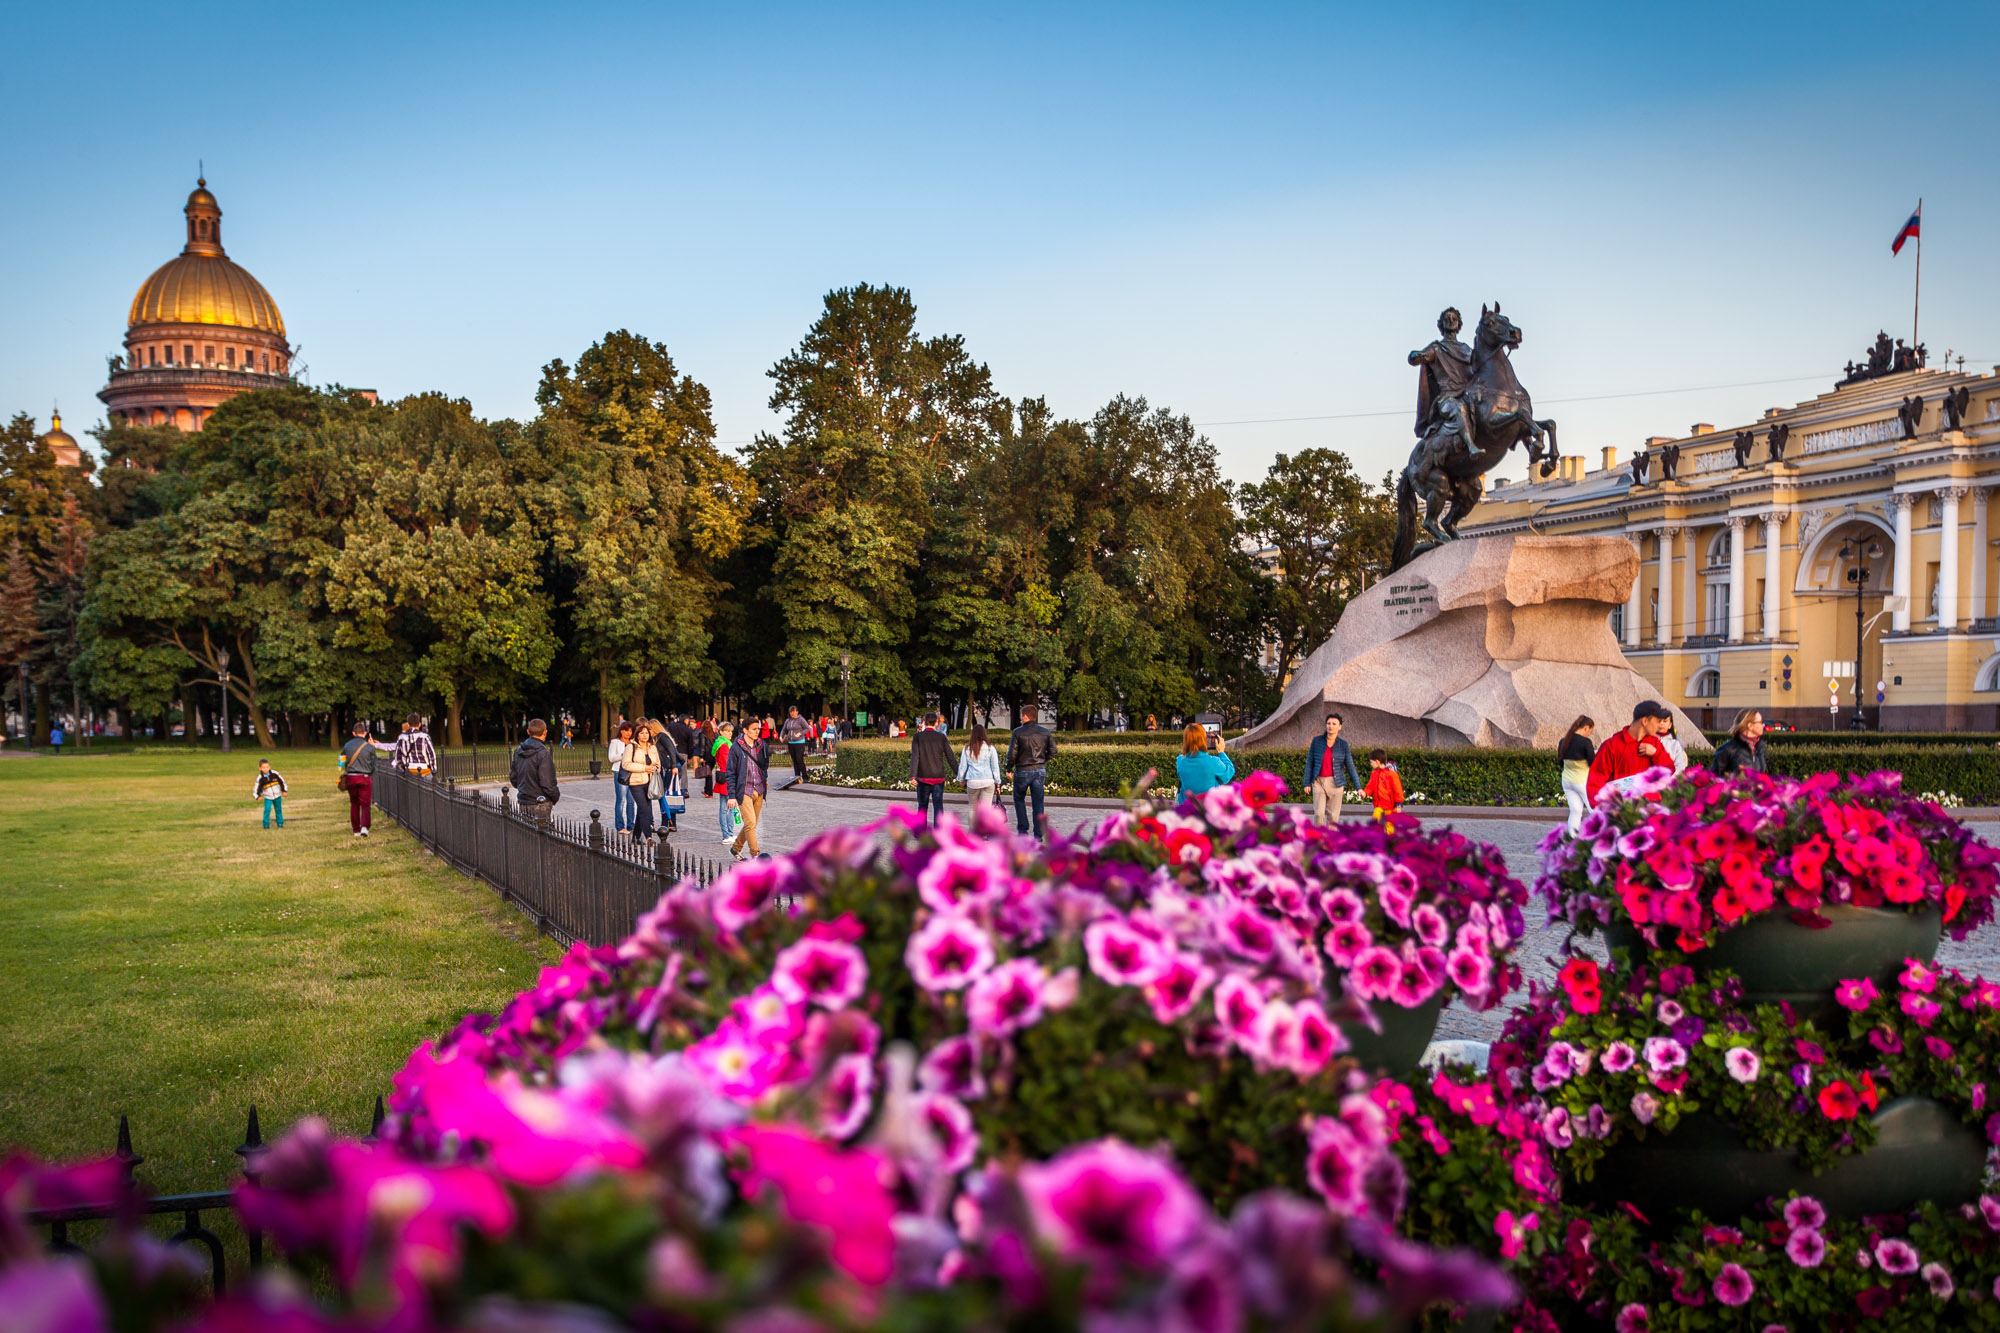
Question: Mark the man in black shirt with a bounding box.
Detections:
[1004,705,1057,839]
[909,714,957,826]
[511,719,561,821]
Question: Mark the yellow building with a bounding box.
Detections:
[1461,351,2000,731]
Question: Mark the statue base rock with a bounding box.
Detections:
[1239,535,1705,751]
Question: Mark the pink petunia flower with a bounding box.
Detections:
[686,1018,789,1102]
[1782,1196,1826,1232]
[915,842,1011,914]
[1019,1138,1205,1269]
[1979,1194,2000,1231]
[1443,947,1493,998]
[729,1124,898,1285]
[916,1093,979,1173]
[709,858,797,932]
[1350,946,1405,1002]
[917,1035,985,1100]
[905,914,997,992]
[1144,953,1216,1025]
[1785,1227,1826,1267]
[1923,1261,1954,1299]
[1411,903,1450,948]
[1835,977,1880,1011]
[1875,1238,1919,1274]
[1712,1262,1754,1306]
[1631,1092,1660,1125]
[1217,901,1280,962]
[1083,917,1171,987]
[1901,992,1942,1026]
[1304,1116,1370,1215]
[1321,887,1366,925]
[771,937,869,1010]
[1643,1037,1688,1073]
[1493,1208,1539,1259]
[1613,1304,1650,1333]
[1290,998,1345,1075]
[1901,959,1939,993]
[1725,1047,1762,1083]
[1324,919,1373,966]
[1602,1041,1637,1073]
[965,957,1047,1036]
[1214,973,1266,1046]
[817,1053,876,1140]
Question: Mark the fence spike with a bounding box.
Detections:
[237,1105,263,1154]
[114,1113,144,1181]
[366,1095,387,1142]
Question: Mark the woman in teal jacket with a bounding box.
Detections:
[1174,722,1235,798]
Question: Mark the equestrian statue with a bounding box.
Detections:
[1390,303,1559,572]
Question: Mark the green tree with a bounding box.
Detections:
[746,285,998,715]
[1237,448,1395,684]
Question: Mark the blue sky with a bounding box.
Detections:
[5,1,1995,486]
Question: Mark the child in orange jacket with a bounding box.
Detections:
[1362,749,1404,824]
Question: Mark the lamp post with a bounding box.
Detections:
[1839,536,1884,730]
[839,651,852,734]
[217,645,233,754]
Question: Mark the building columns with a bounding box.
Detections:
[1940,486,1968,631]
[1624,534,1642,648]
[1657,527,1678,645]
[1763,512,1783,639]
[1726,517,1748,642]
[1683,524,1700,638]
[1973,486,1990,624]
[1891,495,1914,633]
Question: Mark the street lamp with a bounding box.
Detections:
[838,650,853,736]
[217,645,233,754]
[1838,536,1884,731]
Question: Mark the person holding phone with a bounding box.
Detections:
[1175,722,1235,799]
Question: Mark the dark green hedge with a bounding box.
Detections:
[1702,730,2000,749]
[833,739,2000,804]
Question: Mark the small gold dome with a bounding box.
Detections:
[129,254,286,335]
[40,411,83,467]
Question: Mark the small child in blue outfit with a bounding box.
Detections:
[254,760,288,828]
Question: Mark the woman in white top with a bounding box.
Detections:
[606,722,634,833]
[622,723,661,843]
[956,723,1003,811]
[1659,718,1690,775]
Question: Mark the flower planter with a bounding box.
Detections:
[1339,991,1445,1072]
[1575,1095,1984,1225]
[1603,903,1940,1015]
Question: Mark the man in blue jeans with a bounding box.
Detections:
[607,722,635,833]
[1004,705,1057,838]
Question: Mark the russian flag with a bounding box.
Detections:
[1892,204,1921,256]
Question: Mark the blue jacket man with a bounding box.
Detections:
[1302,713,1362,824]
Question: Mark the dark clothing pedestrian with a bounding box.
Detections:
[1014,768,1047,839]
[1302,735,1362,791]
[1709,736,1767,780]
[726,734,769,800]
[668,719,698,762]
[1005,721,1056,772]
[911,728,957,825]
[511,736,561,810]
[340,735,388,834]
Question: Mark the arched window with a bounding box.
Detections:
[1976,656,2000,693]
[1687,667,1721,698]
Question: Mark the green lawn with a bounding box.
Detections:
[0,752,561,1193]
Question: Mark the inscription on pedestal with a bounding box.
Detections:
[1384,580,1437,621]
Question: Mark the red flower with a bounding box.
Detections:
[1162,827,1212,866]
[1236,771,1287,809]
[1818,1081,1861,1120]
[1789,837,1830,891]
[1946,885,1967,923]
[1857,1070,1881,1112]
[1558,959,1602,1013]
[1856,1285,1894,1317]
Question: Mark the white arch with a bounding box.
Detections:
[1977,655,2000,693]
[1686,666,1721,698]
[1794,514,1896,595]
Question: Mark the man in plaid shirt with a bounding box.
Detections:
[395,713,438,775]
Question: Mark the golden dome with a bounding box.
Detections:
[40,411,82,467]
[127,179,287,337]
[129,254,286,335]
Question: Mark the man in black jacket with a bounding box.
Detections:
[1709,709,1768,780]
[511,719,561,821]
[1005,705,1057,838]
[779,706,814,788]
[909,713,958,826]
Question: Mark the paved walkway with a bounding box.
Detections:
[553,775,2000,1045]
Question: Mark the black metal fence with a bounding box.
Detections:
[434,743,608,784]
[371,768,726,948]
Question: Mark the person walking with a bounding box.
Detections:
[394,713,437,776]
[1302,712,1362,824]
[727,721,770,859]
[1585,701,1673,802]
[510,718,561,822]
[621,722,660,843]
[1175,723,1235,799]
[910,712,957,826]
[607,722,634,832]
[253,759,287,829]
[780,706,812,788]
[648,717,683,835]
[1362,750,1404,824]
[1658,717,1690,774]
[1710,709,1768,779]
[699,717,718,798]
[957,723,1002,813]
[1005,705,1057,839]
[712,722,736,839]
[1557,715,1597,833]
[339,722,392,837]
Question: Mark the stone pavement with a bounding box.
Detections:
[551,774,2000,1045]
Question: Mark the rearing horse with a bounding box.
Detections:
[1391,303,1559,571]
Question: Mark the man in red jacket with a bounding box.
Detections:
[1586,700,1674,802]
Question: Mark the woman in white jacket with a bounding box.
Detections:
[956,723,1003,811]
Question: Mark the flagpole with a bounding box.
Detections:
[1912,198,1922,357]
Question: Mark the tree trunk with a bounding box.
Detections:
[627,683,645,724]
[446,689,465,748]
[598,668,610,749]
[32,676,49,746]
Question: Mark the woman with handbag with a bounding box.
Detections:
[622,722,661,843]
[648,717,682,835]
[956,723,1002,812]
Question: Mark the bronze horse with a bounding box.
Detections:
[1391,304,1558,572]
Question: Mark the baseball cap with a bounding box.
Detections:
[1631,700,1672,722]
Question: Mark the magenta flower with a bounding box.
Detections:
[1255,999,1302,1071]
[407,1058,644,1186]
[966,957,1046,1035]
[729,1124,898,1286]
[1782,1196,1826,1232]
[732,985,803,1042]
[816,1053,876,1140]
[1199,783,1255,832]
[1217,902,1280,962]
[1290,998,1345,1074]
[1657,999,1685,1025]
[1923,1261,1955,1299]
[1979,1194,2000,1231]
[1835,976,1880,1010]
[771,937,868,1010]
[686,1018,789,1102]
[1631,1091,1660,1125]
[709,858,795,932]
[1725,1047,1762,1082]
[1083,917,1171,987]
[905,914,996,992]
[1444,947,1493,997]
[1321,887,1366,925]
[1613,1304,1650,1333]
[1493,1208,1539,1259]
[1875,1238,1920,1274]
[1214,973,1266,1046]
[1324,919,1373,965]
[915,843,1010,914]
[1304,1116,1369,1215]
[1901,992,1942,1026]
[1901,959,1939,993]
[1603,1041,1637,1073]
[1412,903,1449,948]
[917,1035,985,1100]
[1712,1262,1754,1306]
[1143,952,1215,1024]
[1541,1106,1574,1149]
[1785,1227,1826,1267]
[1925,1036,1956,1061]
[1379,876,1416,927]
[0,1259,107,1333]
[1391,954,1441,1007]
[1019,1138,1205,1269]
[917,1093,978,1173]
[1349,946,1405,1001]
[1643,1037,1688,1073]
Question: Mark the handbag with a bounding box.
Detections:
[647,769,665,800]
[664,768,687,816]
